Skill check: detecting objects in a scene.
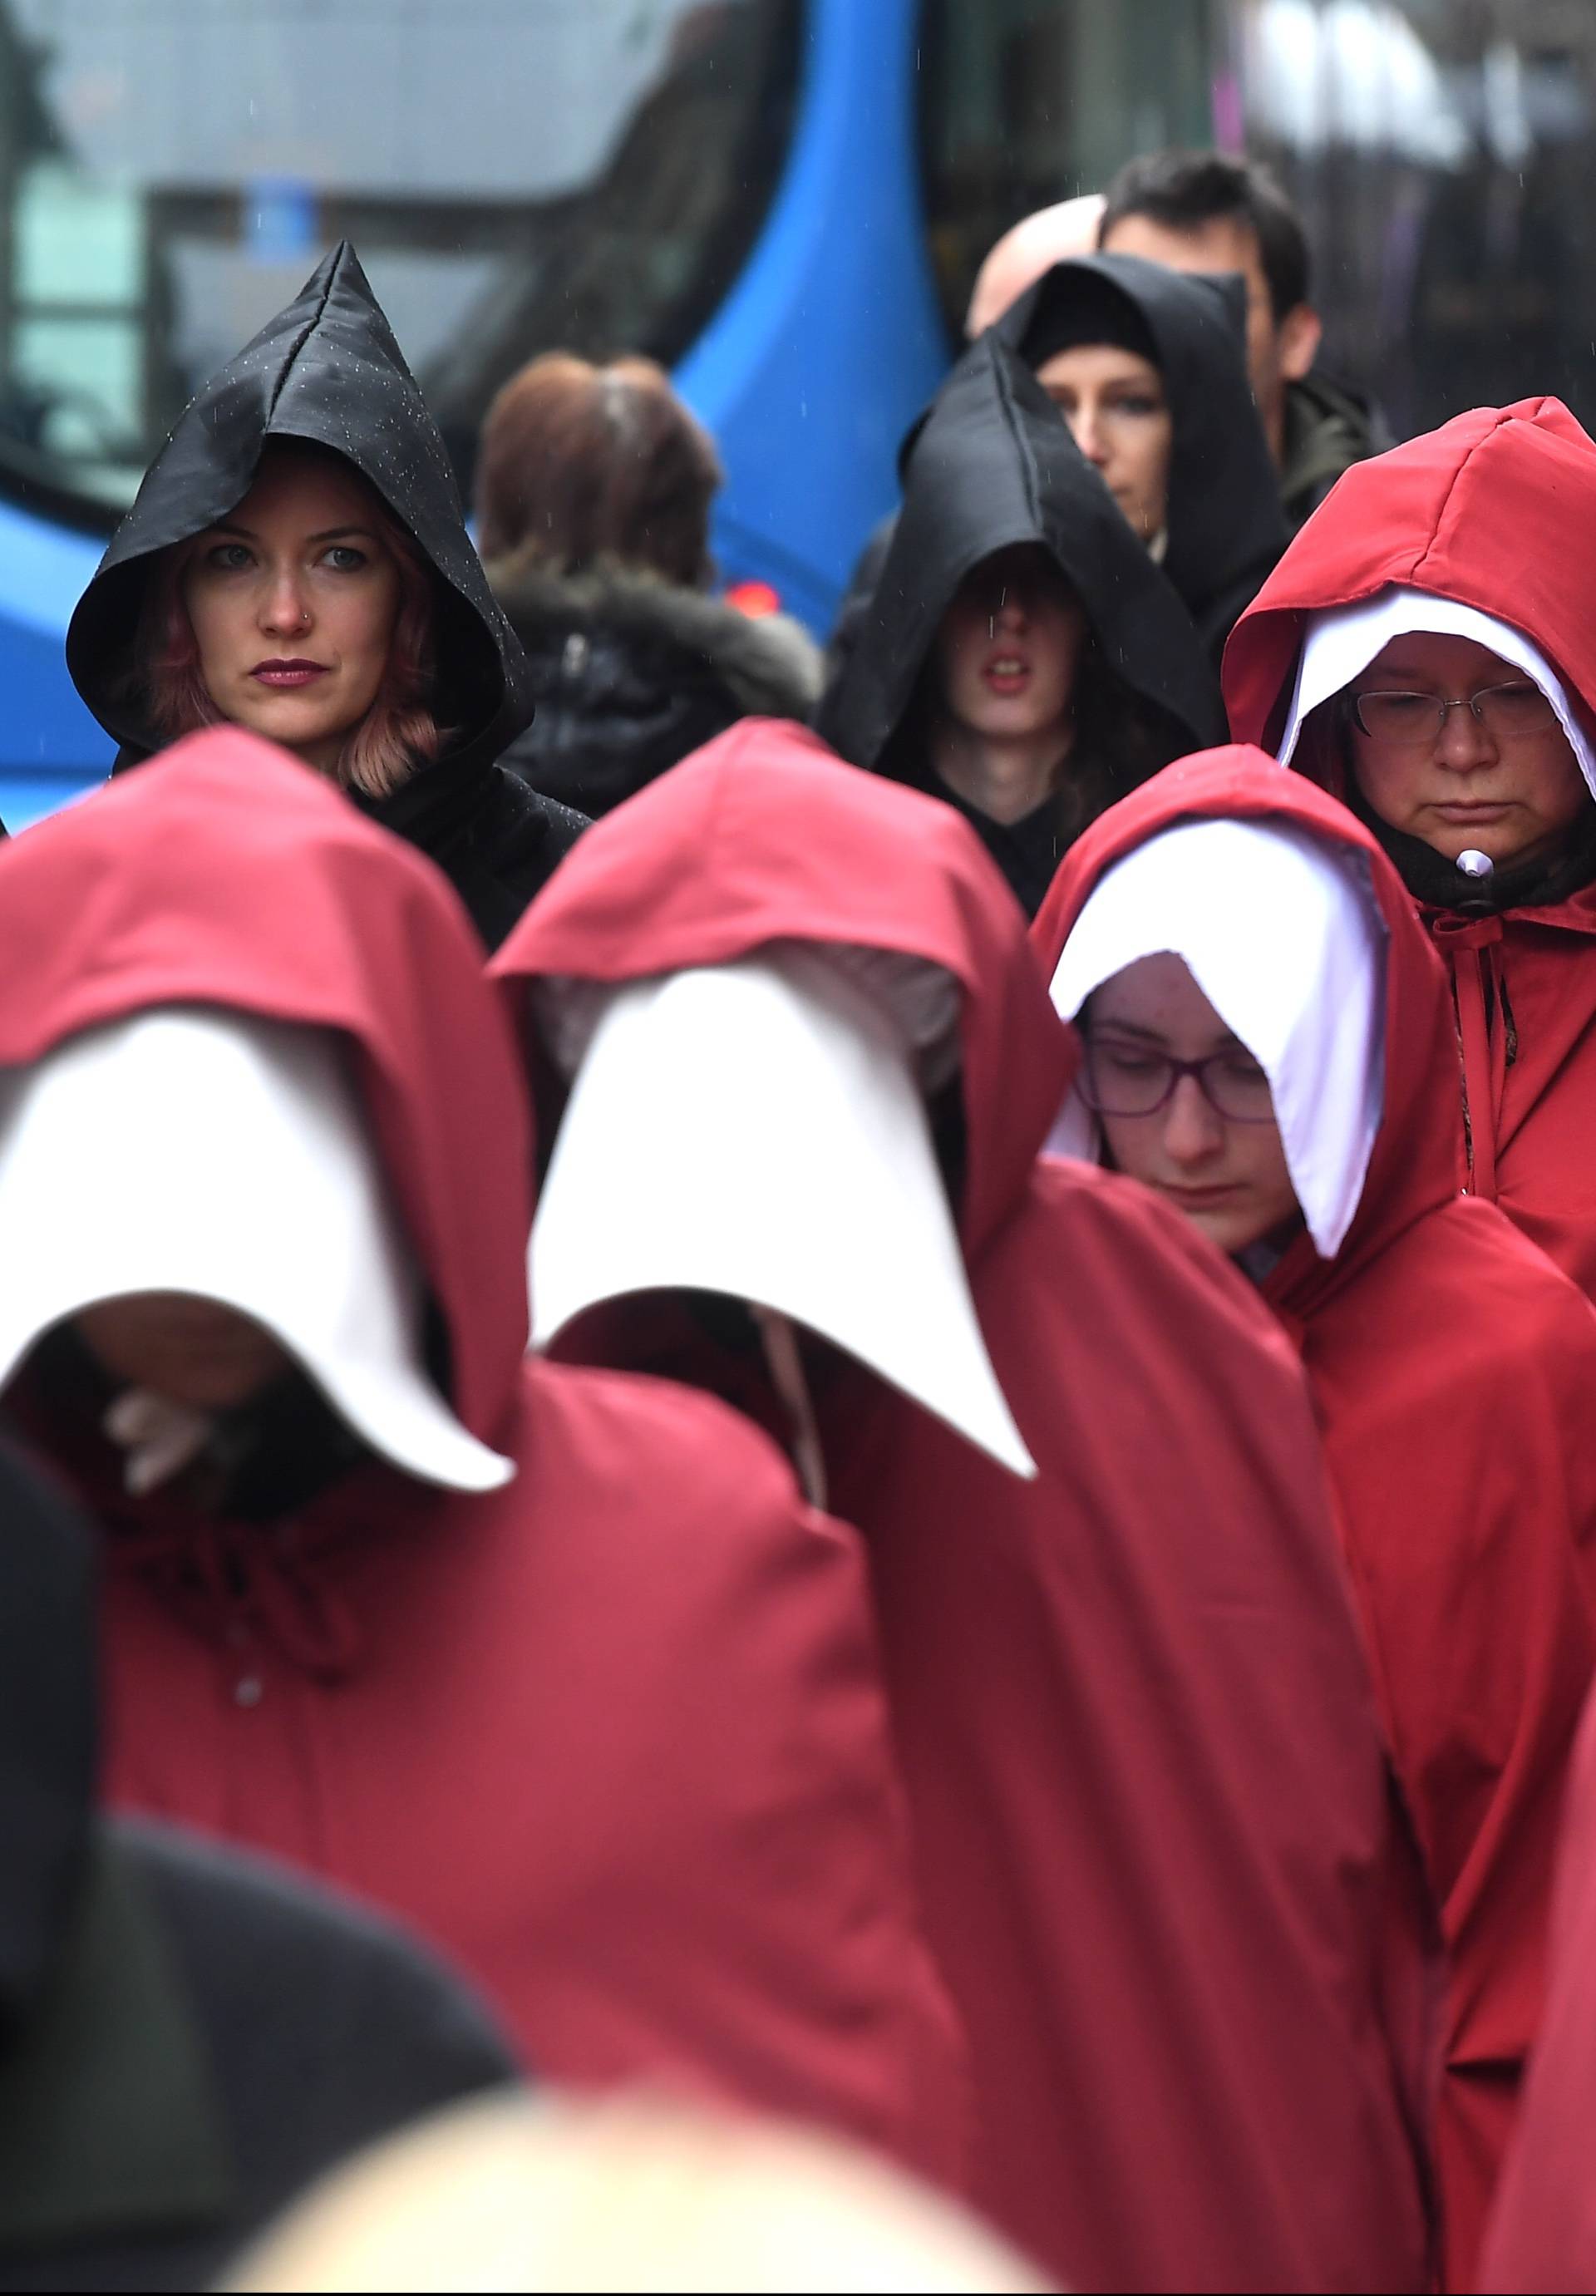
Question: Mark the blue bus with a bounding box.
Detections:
[2,0,1593,825]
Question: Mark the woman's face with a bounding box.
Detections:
[1086,953,1300,1259]
[76,1293,288,1412]
[934,546,1086,743]
[182,445,403,772]
[1033,345,1173,544]
[1346,631,1591,872]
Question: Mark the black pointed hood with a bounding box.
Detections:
[818,334,1224,779]
[996,252,1287,656]
[66,243,534,781]
[0,1443,96,2038]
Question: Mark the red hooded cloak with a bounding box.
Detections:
[0,729,964,2184]
[493,718,1436,2294]
[1224,397,1596,1304]
[1033,746,1596,2286]
[1479,1684,1596,2294]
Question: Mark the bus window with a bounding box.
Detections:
[919,0,1219,338]
[0,0,800,525]
[1234,0,1596,442]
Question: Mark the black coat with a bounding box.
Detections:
[817,335,1224,915]
[996,253,1288,660]
[0,1447,515,2293]
[64,243,584,949]
[490,554,822,818]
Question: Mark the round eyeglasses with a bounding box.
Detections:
[1350,681,1556,746]
[1079,1033,1278,1123]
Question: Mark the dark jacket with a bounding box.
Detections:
[997,253,1288,658]
[63,242,584,949]
[489,554,822,818]
[0,1444,515,2294]
[1280,369,1391,534]
[817,335,1224,916]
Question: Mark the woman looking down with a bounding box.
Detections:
[1224,397,1596,1299]
[1033,745,1596,2287]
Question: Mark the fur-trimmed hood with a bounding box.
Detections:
[486,552,822,820]
[489,553,822,718]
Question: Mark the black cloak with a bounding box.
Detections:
[0,1442,515,2291]
[64,243,584,948]
[995,252,1288,659]
[816,334,1224,915]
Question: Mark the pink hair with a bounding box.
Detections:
[132,463,446,802]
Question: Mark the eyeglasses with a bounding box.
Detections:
[1349,682,1557,746]
[1079,1033,1277,1123]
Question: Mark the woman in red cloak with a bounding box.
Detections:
[1032,744,1596,2288]
[492,717,1436,2294]
[1223,397,1596,1304]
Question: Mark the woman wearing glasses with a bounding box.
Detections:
[1031,742,1596,2294]
[1224,397,1596,1301]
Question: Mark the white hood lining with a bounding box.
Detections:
[1278,584,1596,801]
[1046,816,1388,1259]
[531,946,1034,1479]
[0,1009,512,1494]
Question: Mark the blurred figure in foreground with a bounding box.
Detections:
[226,2094,1047,2295]
[493,720,1435,2292]
[0,1441,515,2293]
[1098,149,1387,530]
[0,729,964,2188]
[478,353,820,817]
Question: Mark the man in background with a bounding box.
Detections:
[1097,148,1386,530]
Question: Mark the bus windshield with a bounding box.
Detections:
[0,0,800,524]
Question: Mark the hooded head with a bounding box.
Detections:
[1031,746,1461,1298]
[818,335,1222,807]
[66,244,534,800]
[491,719,1083,1481]
[1225,400,1596,841]
[0,728,532,1505]
[997,254,1287,653]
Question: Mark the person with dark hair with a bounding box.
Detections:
[0,727,966,2197]
[64,243,586,952]
[478,352,820,818]
[0,1436,520,2293]
[1098,148,1387,530]
[818,335,1223,915]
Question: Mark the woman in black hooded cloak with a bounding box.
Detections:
[817,336,1224,918]
[994,252,1287,660]
[64,244,584,950]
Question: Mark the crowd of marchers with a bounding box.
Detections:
[2,144,1596,2294]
